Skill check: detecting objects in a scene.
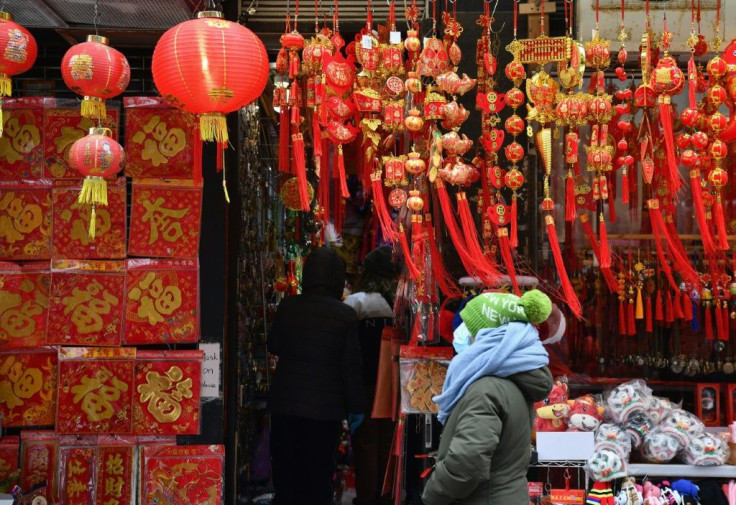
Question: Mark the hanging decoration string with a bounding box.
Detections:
[94,0,100,36]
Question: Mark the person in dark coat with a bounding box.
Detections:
[268,247,366,505]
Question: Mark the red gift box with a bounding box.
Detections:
[0,262,49,351]
[0,179,51,261]
[128,179,202,258]
[0,435,19,491]
[124,259,200,345]
[0,98,45,179]
[141,444,224,505]
[96,437,135,505]
[124,97,196,179]
[20,430,58,497]
[0,347,57,427]
[43,101,119,179]
[47,260,125,346]
[52,178,126,259]
[133,350,203,435]
[56,347,136,434]
[58,441,96,505]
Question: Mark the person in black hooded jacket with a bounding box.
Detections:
[268,247,366,505]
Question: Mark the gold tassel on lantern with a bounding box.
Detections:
[200,113,229,143]
[77,176,108,238]
[81,96,106,120]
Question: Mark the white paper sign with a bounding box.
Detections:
[390,31,401,44]
[362,35,373,49]
[199,343,221,398]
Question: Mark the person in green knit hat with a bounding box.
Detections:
[422,289,555,505]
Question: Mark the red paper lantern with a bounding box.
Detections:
[69,128,125,238]
[152,11,269,142]
[61,35,130,120]
[0,12,37,98]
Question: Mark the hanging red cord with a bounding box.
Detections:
[513,0,518,37]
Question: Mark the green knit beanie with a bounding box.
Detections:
[459,289,552,337]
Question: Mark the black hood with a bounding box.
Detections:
[302,247,346,299]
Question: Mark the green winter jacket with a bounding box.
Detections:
[421,367,554,505]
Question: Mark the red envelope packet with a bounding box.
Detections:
[0,347,57,427]
[56,347,136,434]
[43,101,119,179]
[141,444,224,505]
[124,97,196,179]
[0,435,19,491]
[133,350,203,435]
[96,437,135,505]
[124,259,200,345]
[0,98,45,179]
[128,179,202,258]
[58,440,96,505]
[0,262,49,351]
[20,430,58,496]
[47,260,125,346]
[52,178,126,259]
[0,179,51,260]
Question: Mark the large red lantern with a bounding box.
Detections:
[69,127,125,238]
[152,11,269,143]
[61,35,130,120]
[0,12,37,97]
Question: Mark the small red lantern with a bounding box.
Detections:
[0,12,37,98]
[707,56,728,80]
[691,131,709,150]
[406,190,424,212]
[505,142,525,163]
[709,140,728,160]
[709,167,728,189]
[504,169,525,191]
[61,35,130,120]
[505,87,525,109]
[152,10,269,143]
[505,115,525,136]
[69,127,125,238]
[709,112,728,134]
[504,61,526,84]
[679,149,698,166]
[405,151,426,175]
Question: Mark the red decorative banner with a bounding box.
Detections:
[56,348,135,434]
[52,178,126,259]
[124,259,200,345]
[20,431,58,497]
[47,261,125,346]
[128,179,202,258]
[59,444,96,505]
[141,444,224,505]
[96,440,135,505]
[0,180,51,261]
[0,436,19,491]
[0,262,49,351]
[43,103,119,179]
[0,348,57,427]
[133,350,203,435]
[0,98,45,179]
[124,97,196,179]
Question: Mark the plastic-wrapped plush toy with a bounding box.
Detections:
[584,445,628,482]
[534,380,569,432]
[640,431,682,463]
[646,396,675,425]
[682,432,730,466]
[658,409,705,447]
[567,395,603,432]
[595,423,633,456]
[623,412,655,450]
[604,380,652,424]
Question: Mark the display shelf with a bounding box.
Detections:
[530,460,586,468]
[627,464,736,478]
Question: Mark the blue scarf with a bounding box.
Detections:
[433,322,549,424]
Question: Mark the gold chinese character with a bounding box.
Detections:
[131,115,186,167]
[104,476,124,499]
[70,366,129,422]
[67,459,85,477]
[0,115,41,164]
[0,356,42,409]
[27,446,48,473]
[127,272,182,325]
[137,366,192,423]
[141,197,189,245]
[0,192,43,244]
[0,283,41,340]
[102,499,121,505]
[105,453,124,476]
[61,279,120,334]
[66,478,87,498]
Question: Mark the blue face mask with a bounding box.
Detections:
[452,323,472,354]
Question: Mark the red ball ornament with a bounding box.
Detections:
[504,168,524,191]
[504,115,525,136]
[61,35,130,120]
[707,84,727,107]
[505,141,524,163]
[691,131,709,150]
[152,11,269,143]
[505,87,525,109]
[505,61,526,83]
[0,12,37,99]
[541,197,555,212]
[707,56,728,80]
[709,167,728,189]
[618,139,630,151]
[675,134,691,150]
[679,149,698,166]
[651,56,684,95]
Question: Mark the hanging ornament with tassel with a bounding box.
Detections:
[0,11,37,136]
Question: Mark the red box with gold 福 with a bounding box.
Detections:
[47,260,125,347]
[51,178,127,259]
[0,97,45,179]
[20,430,58,497]
[124,258,200,345]
[133,350,203,435]
[128,179,202,258]
[0,262,49,351]
[0,347,57,427]
[0,179,51,261]
[56,347,136,435]
[124,96,196,179]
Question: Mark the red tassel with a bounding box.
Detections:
[599,215,611,268]
[426,310,435,342]
[716,300,725,340]
[457,193,502,283]
[691,170,717,256]
[337,145,350,198]
[193,126,203,185]
[292,133,311,211]
[646,296,653,332]
[510,193,519,248]
[579,214,618,292]
[619,299,627,335]
[659,101,683,193]
[398,224,421,280]
[312,116,322,158]
[288,51,299,79]
[545,215,583,318]
[674,290,684,320]
[622,167,629,204]
[409,306,423,345]
[566,171,577,222]
[371,173,398,242]
[714,194,729,251]
[665,291,674,324]
[627,300,636,335]
[319,146,330,224]
[649,200,698,287]
[683,291,693,321]
[426,216,462,298]
[498,229,521,296]
[279,110,290,173]
[656,290,664,322]
[705,304,714,340]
